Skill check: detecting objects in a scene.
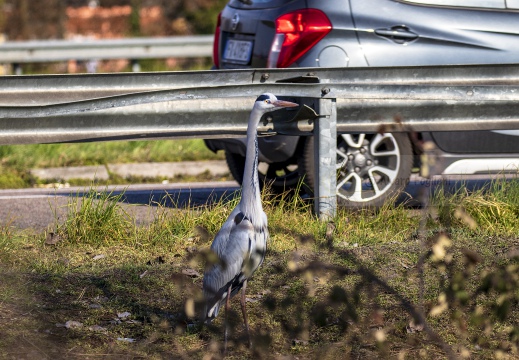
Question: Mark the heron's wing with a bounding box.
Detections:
[203,215,253,294]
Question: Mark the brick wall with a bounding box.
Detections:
[64,5,169,72]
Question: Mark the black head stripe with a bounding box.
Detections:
[256,94,270,102]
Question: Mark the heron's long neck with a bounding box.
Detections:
[241,108,263,224]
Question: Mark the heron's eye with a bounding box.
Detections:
[264,100,270,104]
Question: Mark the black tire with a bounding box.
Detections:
[224,150,305,195]
[302,133,413,209]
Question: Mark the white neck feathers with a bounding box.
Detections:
[240,107,264,227]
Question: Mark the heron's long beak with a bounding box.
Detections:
[273,100,299,108]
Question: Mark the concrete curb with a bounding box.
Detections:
[30,160,230,181]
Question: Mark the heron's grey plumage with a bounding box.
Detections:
[202,94,298,325]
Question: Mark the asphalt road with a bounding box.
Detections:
[0,181,240,232]
[0,175,504,232]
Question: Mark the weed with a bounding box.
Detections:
[57,187,134,246]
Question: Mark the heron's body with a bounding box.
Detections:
[203,206,268,320]
[202,94,297,346]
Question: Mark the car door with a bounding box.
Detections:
[350,0,519,67]
[350,0,519,156]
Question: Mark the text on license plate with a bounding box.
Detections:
[223,39,253,63]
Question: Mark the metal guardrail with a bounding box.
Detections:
[2,64,519,142]
[0,36,213,63]
[4,62,519,105]
[2,63,519,218]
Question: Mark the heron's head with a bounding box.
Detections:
[254,93,298,112]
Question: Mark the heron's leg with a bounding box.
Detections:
[240,280,252,348]
[224,286,232,354]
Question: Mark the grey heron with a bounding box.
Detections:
[202,93,298,348]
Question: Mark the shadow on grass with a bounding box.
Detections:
[1,222,518,359]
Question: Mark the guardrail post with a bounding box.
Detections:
[313,97,337,220]
[131,59,141,72]
[13,63,22,75]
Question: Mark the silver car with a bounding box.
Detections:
[205,0,519,208]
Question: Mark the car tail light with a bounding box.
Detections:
[213,12,222,68]
[268,9,332,68]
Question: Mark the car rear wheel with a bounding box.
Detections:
[303,133,413,209]
[225,151,305,195]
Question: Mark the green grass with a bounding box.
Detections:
[0,139,222,168]
[0,178,518,358]
[57,188,135,247]
[0,139,225,188]
[433,176,519,237]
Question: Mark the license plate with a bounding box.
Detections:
[223,39,253,63]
